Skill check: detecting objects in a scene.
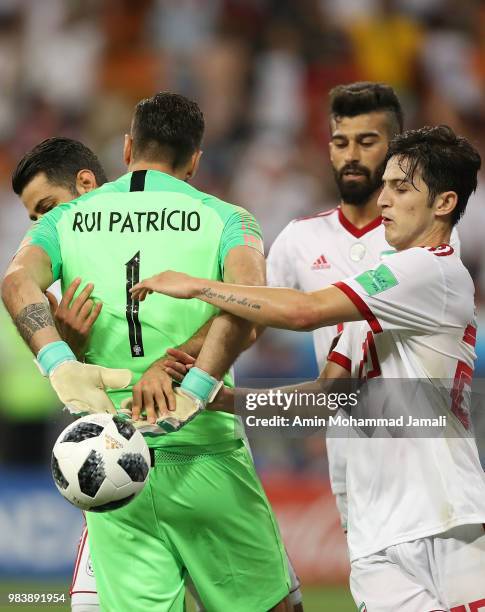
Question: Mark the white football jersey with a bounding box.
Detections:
[267,208,387,497]
[268,207,388,368]
[267,207,460,497]
[329,245,485,561]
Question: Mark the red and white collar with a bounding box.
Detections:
[338,207,382,238]
[423,244,454,257]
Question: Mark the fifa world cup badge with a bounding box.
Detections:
[350,242,366,261]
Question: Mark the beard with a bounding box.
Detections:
[333,160,386,206]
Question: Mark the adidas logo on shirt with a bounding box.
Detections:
[311,254,330,270]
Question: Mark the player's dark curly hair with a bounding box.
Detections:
[131,92,205,169]
[12,137,108,196]
[329,82,403,136]
[386,125,481,226]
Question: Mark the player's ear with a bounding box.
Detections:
[123,134,133,167]
[76,170,97,194]
[185,150,202,181]
[434,191,458,219]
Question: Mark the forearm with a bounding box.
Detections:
[161,311,259,377]
[196,313,254,379]
[144,317,215,377]
[174,316,215,359]
[209,377,354,416]
[243,324,265,350]
[146,311,256,375]
[2,266,60,353]
[193,279,325,330]
[210,356,354,414]
[194,246,265,378]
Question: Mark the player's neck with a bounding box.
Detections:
[128,161,188,180]
[403,225,452,250]
[340,195,380,229]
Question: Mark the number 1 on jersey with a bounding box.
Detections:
[126,251,145,357]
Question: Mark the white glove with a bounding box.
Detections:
[159,388,204,432]
[50,361,132,415]
[120,387,204,433]
[118,401,156,432]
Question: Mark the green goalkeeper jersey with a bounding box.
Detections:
[25,170,263,447]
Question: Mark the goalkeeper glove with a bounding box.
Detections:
[157,387,204,432]
[155,366,222,433]
[120,367,222,433]
[119,388,204,433]
[37,341,132,415]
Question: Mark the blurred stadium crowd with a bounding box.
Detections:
[0,0,484,474]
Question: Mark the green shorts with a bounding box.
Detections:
[86,440,290,612]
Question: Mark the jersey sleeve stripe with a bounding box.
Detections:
[333,281,383,333]
[327,351,352,372]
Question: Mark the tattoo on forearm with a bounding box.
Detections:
[200,288,261,310]
[15,303,56,344]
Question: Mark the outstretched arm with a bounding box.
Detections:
[142,246,267,432]
[131,269,262,423]
[209,356,352,415]
[131,272,362,331]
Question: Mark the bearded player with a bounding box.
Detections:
[268,81,459,532]
[132,125,485,611]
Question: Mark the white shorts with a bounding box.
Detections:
[350,524,485,612]
[70,525,98,611]
[71,526,302,611]
[286,555,303,606]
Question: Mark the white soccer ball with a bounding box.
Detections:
[51,413,150,512]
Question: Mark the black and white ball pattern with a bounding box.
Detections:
[51,414,150,512]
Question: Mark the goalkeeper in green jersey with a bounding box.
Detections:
[3,94,292,612]
[11,136,304,612]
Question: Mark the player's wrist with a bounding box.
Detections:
[36,340,76,377]
[207,385,233,412]
[180,367,223,405]
[146,358,168,374]
[190,276,205,299]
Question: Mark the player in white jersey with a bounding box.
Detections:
[267,82,459,531]
[325,245,485,610]
[133,125,485,610]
